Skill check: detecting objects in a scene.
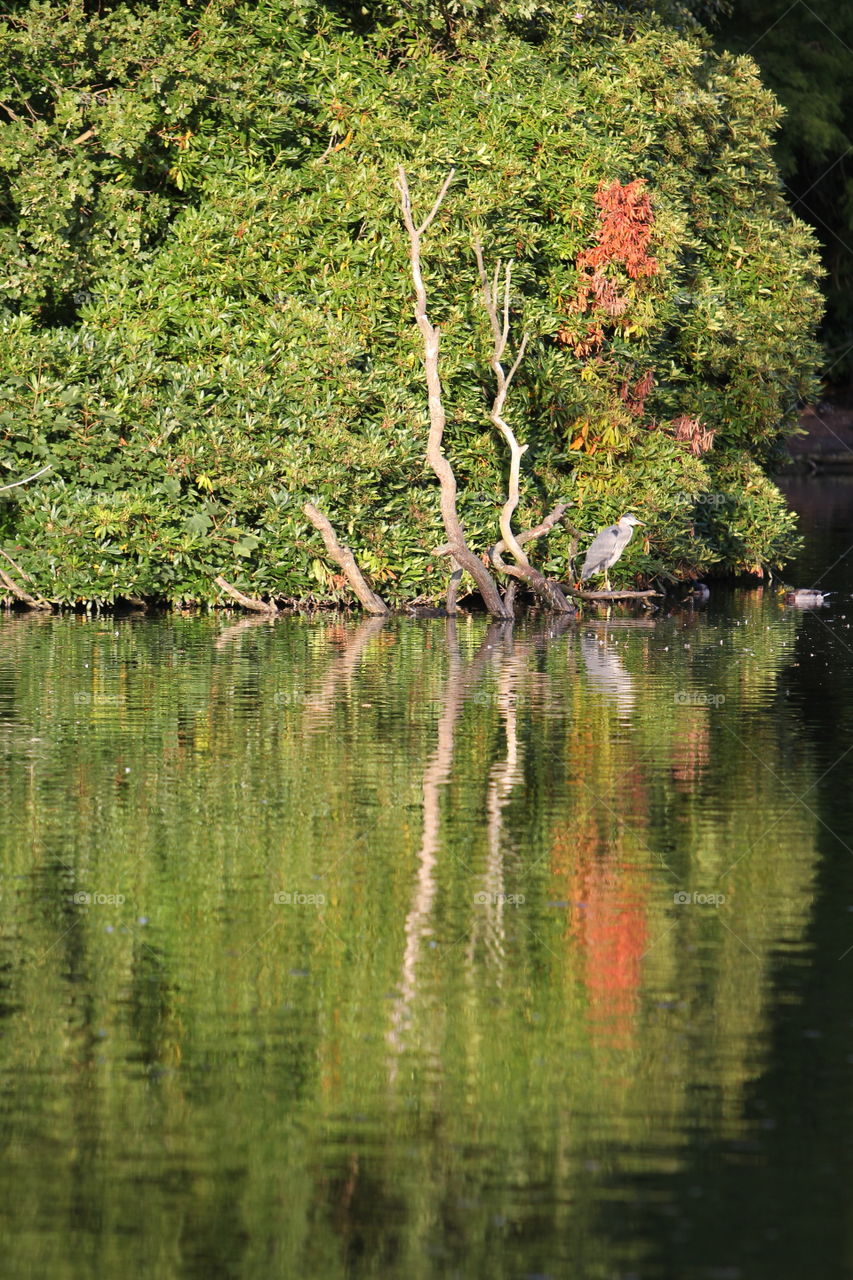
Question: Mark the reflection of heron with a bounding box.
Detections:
[581,514,644,591]
[580,634,636,718]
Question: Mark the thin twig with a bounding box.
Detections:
[0,465,52,493]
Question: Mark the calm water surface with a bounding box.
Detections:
[3,479,853,1278]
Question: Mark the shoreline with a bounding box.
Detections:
[787,403,853,472]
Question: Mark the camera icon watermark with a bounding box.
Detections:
[674,692,725,707]
[473,891,525,907]
[273,891,326,906]
[673,891,725,908]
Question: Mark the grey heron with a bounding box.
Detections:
[580,514,644,592]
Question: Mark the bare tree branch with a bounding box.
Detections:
[0,567,51,610]
[416,168,456,237]
[215,575,278,614]
[303,502,389,615]
[397,167,510,620]
[475,244,574,616]
[0,545,35,582]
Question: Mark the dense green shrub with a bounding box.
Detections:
[0,0,823,605]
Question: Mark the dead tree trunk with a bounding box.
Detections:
[475,244,574,616]
[397,168,510,620]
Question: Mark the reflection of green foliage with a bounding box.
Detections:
[0,2,821,604]
[0,610,819,1275]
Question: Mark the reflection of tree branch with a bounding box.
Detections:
[301,616,388,736]
[387,620,505,1071]
[213,614,277,651]
[477,641,528,976]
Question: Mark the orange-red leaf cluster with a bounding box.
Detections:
[620,369,654,417]
[559,180,658,356]
[670,415,715,456]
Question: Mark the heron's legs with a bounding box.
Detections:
[603,572,611,592]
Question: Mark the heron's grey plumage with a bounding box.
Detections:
[581,514,643,590]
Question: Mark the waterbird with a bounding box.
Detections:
[784,589,832,607]
[580,514,644,592]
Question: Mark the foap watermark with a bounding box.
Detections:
[74,692,120,706]
[473,891,525,907]
[71,891,126,906]
[673,890,725,908]
[693,492,731,509]
[674,691,725,707]
[272,690,311,707]
[273,891,326,906]
[470,689,509,707]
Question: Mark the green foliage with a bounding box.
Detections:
[0,0,822,605]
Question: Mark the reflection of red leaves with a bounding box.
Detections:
[552,814,649,1050]
[671,415,715,456]
[671,719,710,790]
[573,855,648,1050]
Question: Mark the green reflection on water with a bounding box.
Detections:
[0,601,822,1277]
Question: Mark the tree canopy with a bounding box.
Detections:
[0,0,823,607]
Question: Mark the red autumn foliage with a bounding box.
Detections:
[620,369,655,417]
[559,179,658,356]
[580,179,659,281]
[670,415,715,456]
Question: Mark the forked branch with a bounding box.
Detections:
[397,168,510,620]
[475,245,574,615]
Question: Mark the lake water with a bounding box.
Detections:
[2,478,853,1278]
